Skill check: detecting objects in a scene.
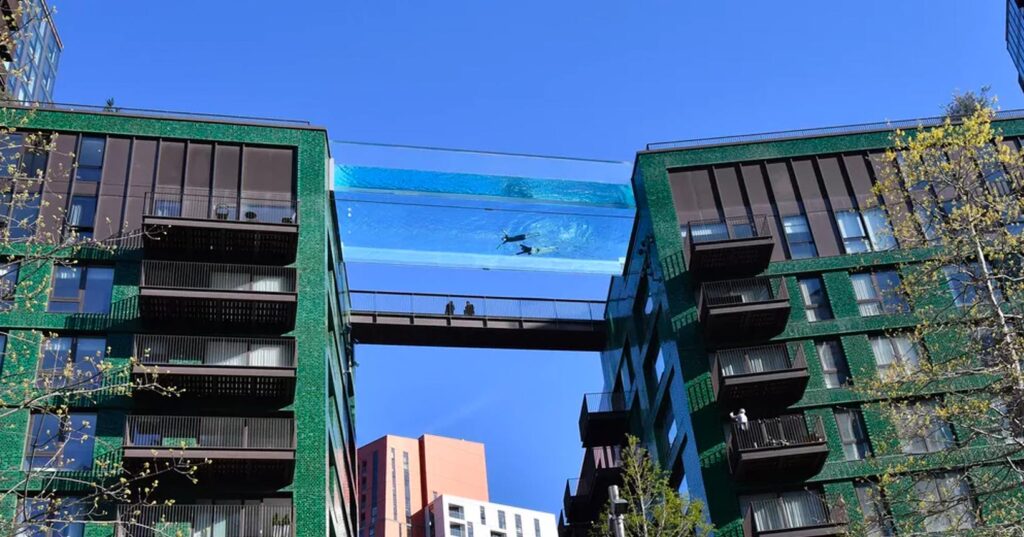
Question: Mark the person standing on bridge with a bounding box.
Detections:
[463,300,476,316]
[444,300,455,316]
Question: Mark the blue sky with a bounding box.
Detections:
[53,0,1021,515]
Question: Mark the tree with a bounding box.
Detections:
[859,95,1024,535]
[0,4,198,536]
[591,436,712,537]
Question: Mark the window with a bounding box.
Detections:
[1,188,42,240]
[0,262,17,310]
[896,400,954,454]
[404,452,412,522]
[24,413,96,471]
[449,505,464,521]
[75,137,105,181]
[870,334,922,380]
[836,208,896,253]
[498,511,506,530]
[468,522,474,537]
[450,524,464,537]
[782,215,817,259]
[834,408,871,461]
[47,265,114,314]
[815,340,851,388]
[974,327,1000,367]
[659,398,678,453]
[913,473,976,532]
[37,337,106,389]
[740,490,831,532]
[480,507,486,526]
[645,345,666,395]
[944,263,1001,309]
[534,519,541,537]
[854,482,893,537]
[18,497,86,537]
[797,276,832,322]
[851,270,907,316]
[66,196,97,239]
[514,514,523,537]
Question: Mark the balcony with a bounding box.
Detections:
[557,511,590,537]
[742,492,848,537]
[563,445,623,524]
[138,261,297,333]
[727,415,829,482]
[116,503,294,537]
[142,192,299,264]
[711,344,809,410]
[123,415,296,483]
[133,335,296,401]
[684,216,775,279]
[578,391,632,448]
[696,276,790,346]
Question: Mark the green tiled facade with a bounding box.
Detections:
[604,119,1024,535]
[0,108,357,537]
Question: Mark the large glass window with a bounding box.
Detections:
[18,497,86,537]
[913,473,976,532]
[47,265,114,314]
[896,400,954,454]
[66,196,97,239]
[851,270,908,316]
[854,482,894,537]
[498,511,506,530]
[834,408,871,461]
[37,336,106,389]
[870,334,922,380]
[740,490,832,532]
[815,340,851,388]
[75,137,105,182]
[782,215,817,259]
[836,209,896,253]
[514,514,523,537]
[24,413,96,471]
[797,276,832,322]
[449,505,464,520]
[944,263,1001,309]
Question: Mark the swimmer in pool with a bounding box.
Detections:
[499,231,529,247]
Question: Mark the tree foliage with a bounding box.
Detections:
[591,436,712,537]
[859,95,1024,535]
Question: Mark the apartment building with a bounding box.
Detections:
[429,495,556,537]
[1,0,61,101]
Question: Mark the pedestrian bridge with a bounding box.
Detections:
[348,291,607,351]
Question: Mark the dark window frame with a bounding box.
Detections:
[74,136,105,182]
[46,264,114,314]
[781,214,818,259]
[797,276,833,322]
[851,270,908,316]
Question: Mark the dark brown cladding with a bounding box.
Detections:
[23,132,297,242]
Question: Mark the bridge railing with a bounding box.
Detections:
[349,290,605,321]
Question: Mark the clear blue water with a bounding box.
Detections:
[333,165,635,274]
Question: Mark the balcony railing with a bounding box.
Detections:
[731,415,825,451]
[683,216,774,279]
[697,276,790,345]
[711,344,809,409]
[134,335,296,368]
[140,261,296,293]
[349,290,604,321]
[685,215,772,245]
[743,492,848,536]
[116,503,294,537]
[578,391,632,448]
[700,276,786,307]
[145,192,298,225]
[124,416,296,451]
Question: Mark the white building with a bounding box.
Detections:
[428,495,558,537]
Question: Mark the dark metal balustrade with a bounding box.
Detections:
[712,344,809,410]
[133,335,296,401]
[684,215,775,279]
[742,492,848,537]
[138,261,297,333]
[562,445,623,525]
[727,415,829,482]
[142,191,299,264]
[349,290,606,351]
[116,503,294,537]
[578,391,633,448]
[696,276,790,346]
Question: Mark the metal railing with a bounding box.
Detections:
[1,99,312,127]
[730,415,825,452]
[141,261,296,293]
[144,192,298,225]
[116,503,294,537]
[582,392,629,413]
[712,345,806,399]
[134,335,296,368]
[646,107,1024,151]
[699,276,787,308]
[124,416,296,450]
[744,492,848,533]
[683,215,772,246]
[348,290,605,321]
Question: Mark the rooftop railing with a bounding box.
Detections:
[349,290,605,321]
[730,415,825,452]
[144,192,298,225]
[683,215,772,245]
[1,99,312,127]
[116,503,294,537]
[134,335,296,369]
[744,491,848,533]
[123,416,295,450]
[140,261,296,293]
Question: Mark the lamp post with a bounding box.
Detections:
[609,485,628,537]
